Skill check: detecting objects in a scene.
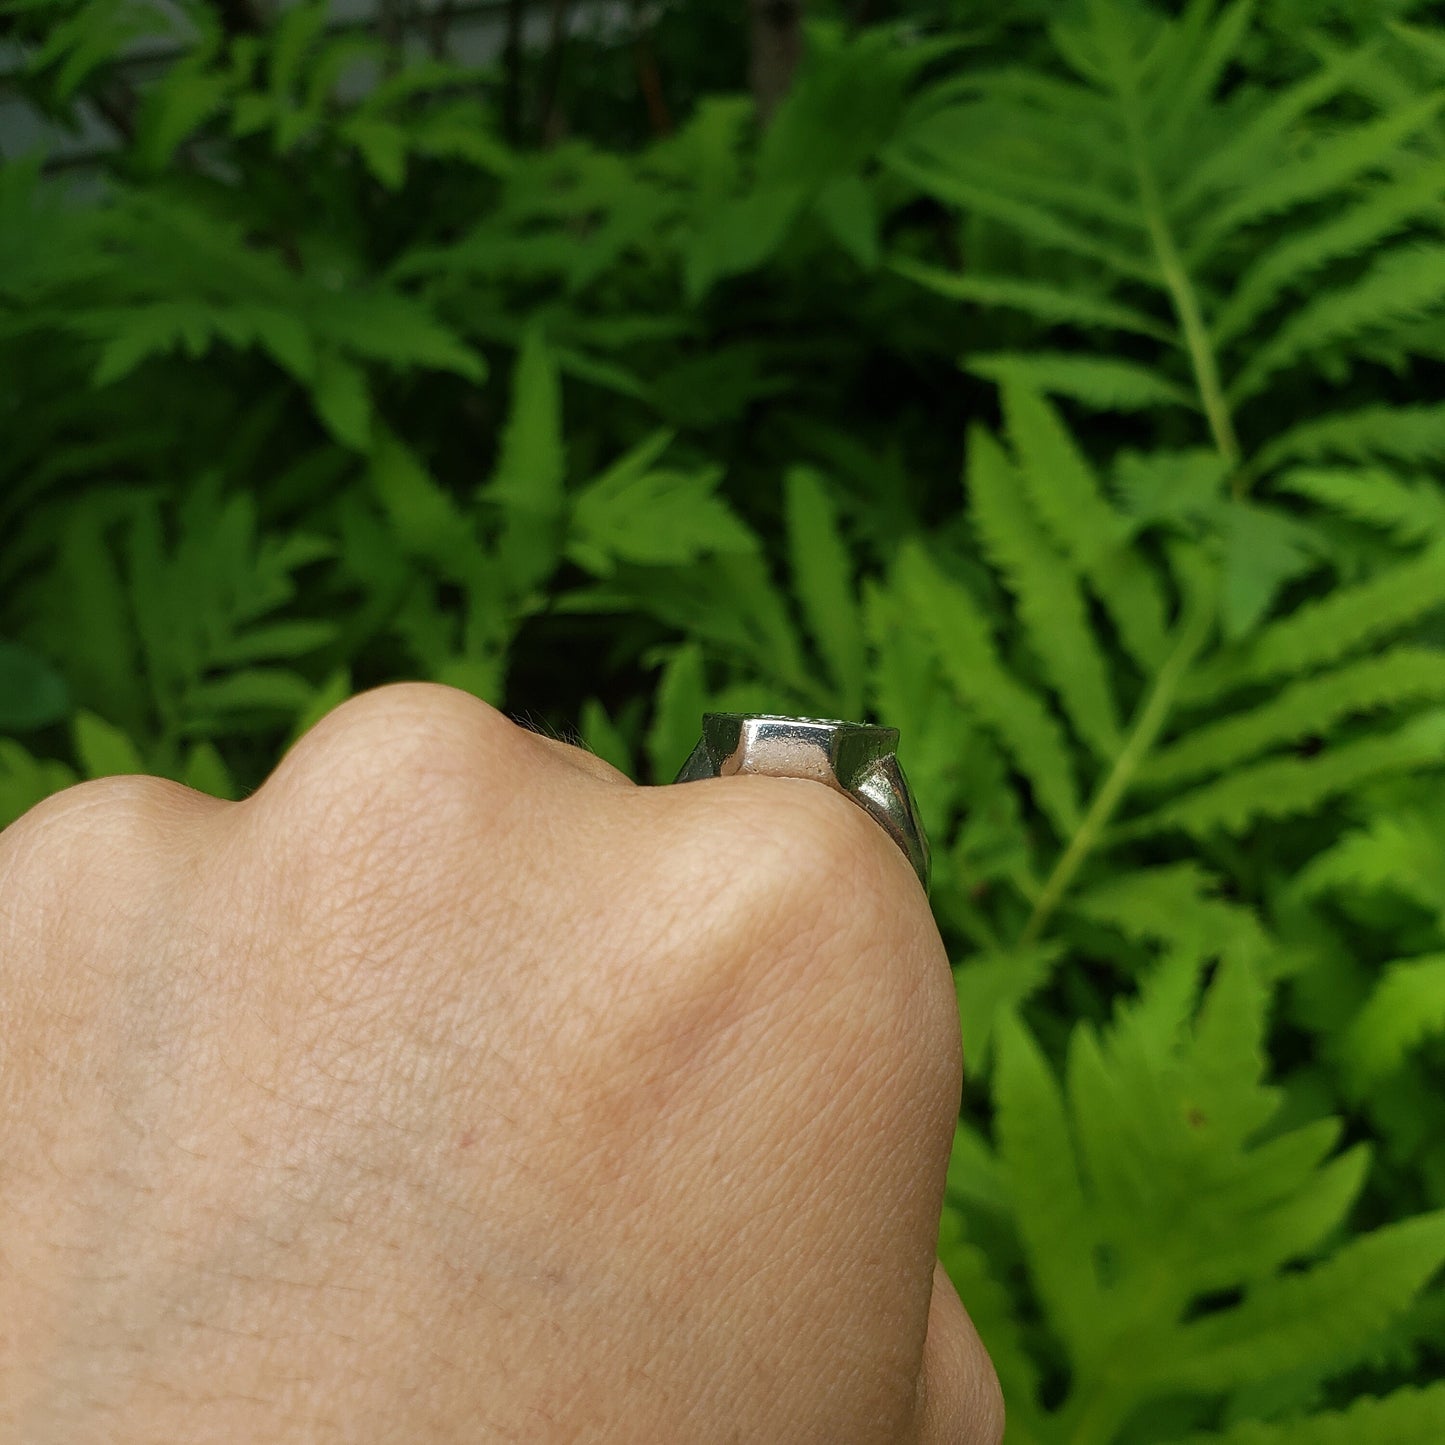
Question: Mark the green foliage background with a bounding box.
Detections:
[5,0,1445,1438]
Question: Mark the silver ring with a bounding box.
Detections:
[672,714,931,895]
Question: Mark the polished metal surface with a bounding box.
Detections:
[673,714,931,895]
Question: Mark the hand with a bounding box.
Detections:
[0,684,1003,1443]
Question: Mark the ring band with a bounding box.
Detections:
[673,714,931,895]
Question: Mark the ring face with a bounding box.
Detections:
[673,713,931,895]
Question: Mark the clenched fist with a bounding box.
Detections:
[0,685,1003,1443]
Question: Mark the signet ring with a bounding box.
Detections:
[672,714,931,896]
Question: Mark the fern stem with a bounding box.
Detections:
[1113,58,1242,474]
[1019,577,1213,946]
[1147,211,1241,471]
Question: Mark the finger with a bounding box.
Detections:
[913,1259,1005,1445]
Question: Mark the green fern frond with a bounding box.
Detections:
[141,489,333,717]
[950,65,1112,124]
[184,669,315,718]
[883,150,1156,281]
[1276,467,1445,541]
[990,953,1418,1431]
[308,291,487,382]
[889,257,1169,337]
[1197,1132,1371,1288]
[1168,43,1375,215]
[1298,805,1445,922]
[889,14,1440,470]
[967,351,1195,412]
[1019,542,1216,946]
[1002,382,1171,670]
[994,1010,1101,1366]
[1049,10,1117,91]
[861,575,982,851]
[954,942,1065,1072]
[1228,243,1445,404]
[1344,954,1445,1086]
[1147,0,1256,155]
[1068,1056,1364,1311]
[1145,647,1445,788]
[1185,91,1444,263]
[1161,1210,1445,1391]
[369,429,477,579]
[1073,861,1273,971]
[909,130,1141,229]
[482,330,567,596]
[1259,403,1445,468]
[21,506,148,738]
[1165,1383,1445,1445]
[894,539,1081,837]
[999,381,1130,565]
[1135,709,1445,837]
[569,436,748,573]
[967,423,1122,759]
[1212,162,1445,347]
[1184,539,1445,700]
[784,466,866,720]
[643,640,707,785]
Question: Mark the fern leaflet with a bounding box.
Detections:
[1276,466,1445,541]
[1258,404,1445,468]
[967,352,1195,412]
[1212,161,1445,347]
[1165,1384,1445,1445]
[1184,92,1445,264]
[1161,1210,1445,1391]
[1134,710,1445,837]
[1229,243,1445,404]
[894,539,1081,837]
[1145,647,1445,788]
[966,423,1122,759]
[888,257,1169,337]
[1183,539,1445,700]
[1344,954,1445,1085]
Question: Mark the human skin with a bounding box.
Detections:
[0,684,1003,1444]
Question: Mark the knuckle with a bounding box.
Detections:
[266,681,508,784]
[0,773,202,863]
[249,682,523,847]
[661,771,952,1044]
[230,685,554,997]
[717,774,957,1100]
[0,775,203,956]
[672,773,866,888]
[561,775,957,1197]
[681,772,924,969]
